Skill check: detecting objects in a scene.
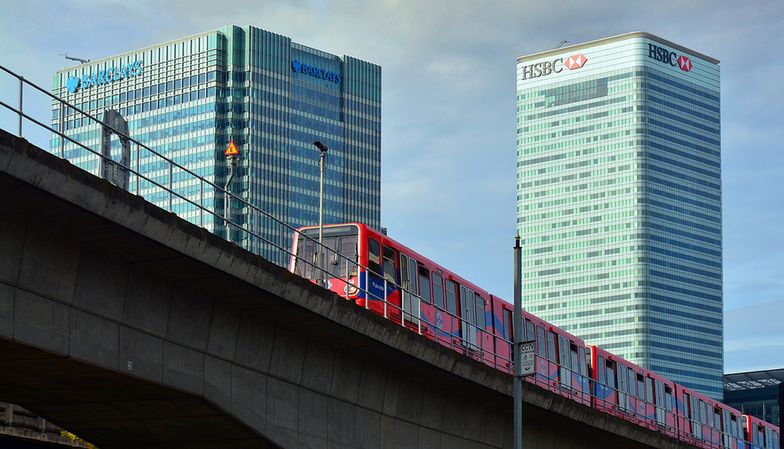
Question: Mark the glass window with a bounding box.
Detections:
[127,90,135,100]
[474,295,485,330]
[546,331,556,361]
[198,73,206,83]
[526,320,535,342]
[174,79,182,90]
[120,92,126,102]
[367,238,380,274]
[417,265,431,303]
[503,309,512,340]
[382,246,397,283]
[182,76,189,88]
[597,356,605,383]
[536,326,545,356]
[166,81,174,91]
[445,280,457,315]
[432,272,444,309]
[637,374,645,400]
[151,85,158,94]
[645,378,653,403]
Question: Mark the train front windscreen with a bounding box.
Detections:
[294,225,359,281]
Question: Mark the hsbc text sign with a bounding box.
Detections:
[648,43,693,72]
[519,53,588,80]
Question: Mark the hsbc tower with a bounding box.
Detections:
[516,33,723,398]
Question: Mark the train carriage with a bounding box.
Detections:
[291,223,496,361]
[743,414,780,449]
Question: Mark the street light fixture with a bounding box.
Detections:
[314,141,328,285]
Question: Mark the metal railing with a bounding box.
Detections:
[0,65,765,449]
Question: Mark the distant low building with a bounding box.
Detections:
[724,369,784,429]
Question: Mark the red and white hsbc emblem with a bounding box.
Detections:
[677,55,692,72]
[520,53,588,80]
[564,54,588,70]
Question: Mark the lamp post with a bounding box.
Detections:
[314,141,328,285]
[514,234,523,449]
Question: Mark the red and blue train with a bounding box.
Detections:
[291,223,780,449]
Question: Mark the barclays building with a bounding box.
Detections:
[51,25,381,262]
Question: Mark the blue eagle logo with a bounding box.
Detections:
[291,59,302,72]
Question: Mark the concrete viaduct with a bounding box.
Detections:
[0,129,695,448]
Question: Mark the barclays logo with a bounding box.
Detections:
[66,60,143,94]
[291,59,341,84]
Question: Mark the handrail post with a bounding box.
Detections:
[136,145,141,195]
[18,77,23,137]
[383,278,388,319]
[199,181,204,227]
[417,296,421,334]
[168,163,173,211]
[59,103,65,158]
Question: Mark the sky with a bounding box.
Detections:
[1,0,782,373]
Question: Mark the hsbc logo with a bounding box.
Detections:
[648,44,693,72]
[520,53,588,80]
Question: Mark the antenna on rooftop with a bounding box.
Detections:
[60,53,90,64]
[555,40,571,49]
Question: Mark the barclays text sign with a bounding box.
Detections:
[291,60,341,84]
[66,60,143,94]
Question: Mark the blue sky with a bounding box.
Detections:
[1,0,782,373]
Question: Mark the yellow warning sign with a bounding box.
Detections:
[224,139,239,157]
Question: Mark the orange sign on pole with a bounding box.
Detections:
[225,139,239,157]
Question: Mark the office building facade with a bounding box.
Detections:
[516,33,722,397]
[51,25,381,262]
[725,369,784,429]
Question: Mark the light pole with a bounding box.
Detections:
[514,234,523,449]
[314,141,328,285]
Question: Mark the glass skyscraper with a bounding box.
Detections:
[516,32,722,398]
[51,25,381,263]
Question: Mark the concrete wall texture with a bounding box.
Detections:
[0,128,695,448]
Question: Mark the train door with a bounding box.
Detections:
[605,360,618,412]
[416,263,434,338]
[535,325,548,387]
[445,279,459,346]
[546,330,558,390]
[475,295,492,364]
[431,272,450,347]
[722,409,732,448]
[635,373,646,422]
[557,335,571,390]
[655,380,666,427]
[380,246,401,321]
[399,254,419,326]
[616,363,629,411]
[460,285,477,350]
[496,306,513,372]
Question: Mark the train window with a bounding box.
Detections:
[417,265,431,303]
[707,404,713,428]
[665,387,673,412]
[339,237,358,277]
[655,381,666,425]
[722,410,731,448]
[597,356,605,384]
[730,416,739,441]
[503,310,513,341]
[547,331,557,362]
[627,368,635,398]
[772,431,778,449]
[460,286,477,348]
[475,295,486,331]
[445,280,457,315]
[558,336,571,388]
[637,374,645,400]
[526,319,535,342]
[432,272,445,309]
[714,408,721,431]
[295,236,317,278]
[606,361,616,390]
[578,347,587,376]
[536,326,546,356]
[382,246,397,283]
[368,238,381,274]
[645,378,653,403]
[570,344,580,375]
